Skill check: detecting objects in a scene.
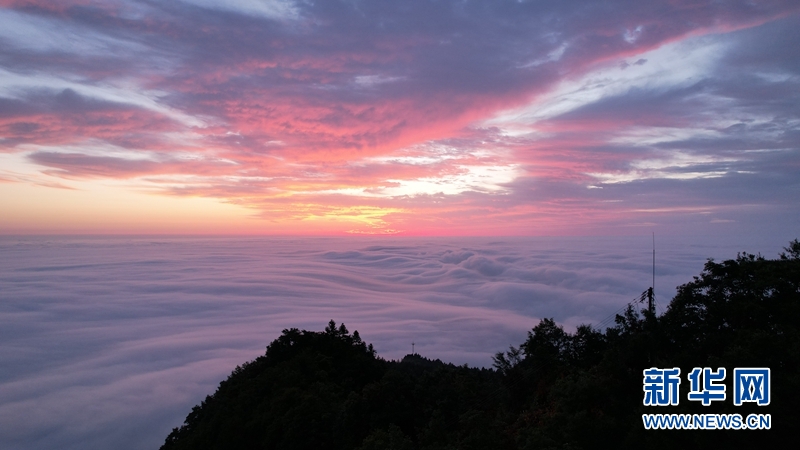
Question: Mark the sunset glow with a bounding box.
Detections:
[1,0,798,235]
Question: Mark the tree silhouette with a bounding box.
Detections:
[163,241,799,450]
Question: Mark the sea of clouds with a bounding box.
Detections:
[0,235,792,449]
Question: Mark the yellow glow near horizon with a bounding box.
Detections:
[0,180,261,234]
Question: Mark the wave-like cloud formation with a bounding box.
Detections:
[1,1,798,234]
[0,235,791,449]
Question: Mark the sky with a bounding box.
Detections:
[0,0,798,236]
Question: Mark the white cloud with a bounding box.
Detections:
[380,163,520,197]
[354,75,404,87]
[518,42,569,68]
[0,68,206,128]
[178,0,298,20]
[624,25,644,44]
[485,34,727,131]
[0,9,146,56]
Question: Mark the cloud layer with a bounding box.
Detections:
[1,0,798,234]
[0,235,792,449]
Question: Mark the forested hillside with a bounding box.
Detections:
[162,241,800,449]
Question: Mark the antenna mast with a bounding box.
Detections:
[648,233,655,315]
